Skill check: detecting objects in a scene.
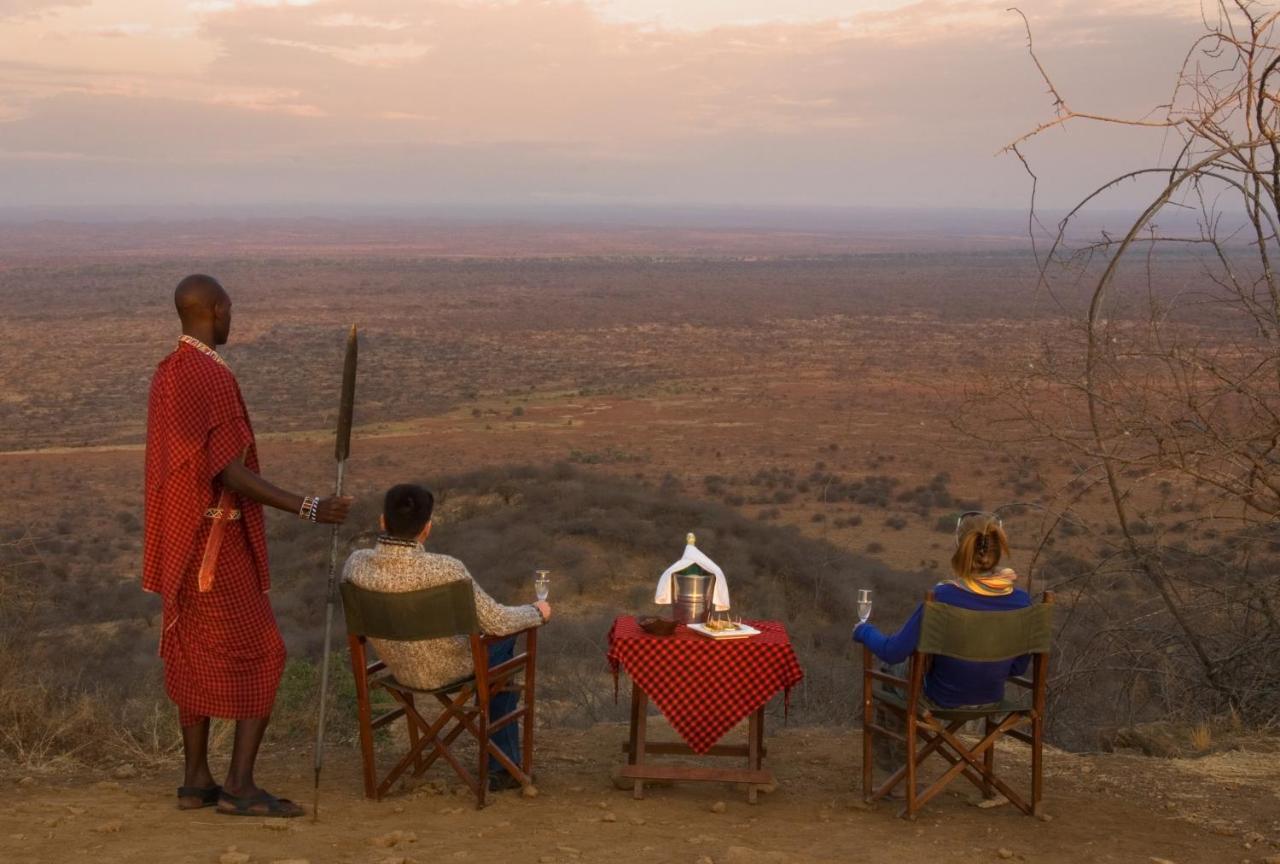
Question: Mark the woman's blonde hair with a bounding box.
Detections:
[951,511,1010,580]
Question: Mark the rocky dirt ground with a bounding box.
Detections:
[2,719,1278,864]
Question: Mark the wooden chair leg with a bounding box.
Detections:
[982,717,995,799]
[904,711,918,819]
[348,639,378,800]
[1031,713,1044,816]
[862,648,874,802]
[523,630,537,781]
[477,707,489,809]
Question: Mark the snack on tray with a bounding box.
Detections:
[704,618,738,632]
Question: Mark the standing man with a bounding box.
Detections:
[143,274,352,818]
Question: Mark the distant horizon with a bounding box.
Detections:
[0,200,1204,229]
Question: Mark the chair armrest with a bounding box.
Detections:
[366,659,387,675]
[482,624,540,646]
[1007,676,1033,689]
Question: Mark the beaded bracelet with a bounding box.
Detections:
[299,496,320,522]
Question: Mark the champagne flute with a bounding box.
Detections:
[534,569,551,602]
[857,589,873,624]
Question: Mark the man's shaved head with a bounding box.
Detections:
[175,274,232,346]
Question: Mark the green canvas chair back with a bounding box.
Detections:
[917,600,1053,662]
[340,579,479,642]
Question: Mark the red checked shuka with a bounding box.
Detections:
[143,338,285,727]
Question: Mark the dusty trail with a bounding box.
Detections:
[3,722,1277,864]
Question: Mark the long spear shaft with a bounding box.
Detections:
[312,325,358,821]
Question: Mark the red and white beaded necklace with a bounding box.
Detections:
[178,334,228,368]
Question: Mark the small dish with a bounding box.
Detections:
[637,615,678,636]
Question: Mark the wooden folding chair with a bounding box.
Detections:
[340,579,539,808]
[862,591,1054,818]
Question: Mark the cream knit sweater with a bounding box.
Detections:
[342,537,543,690]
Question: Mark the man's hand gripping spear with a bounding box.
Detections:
[312,325,358,820]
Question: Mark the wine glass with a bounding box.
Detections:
[857,589,873,624]
[534,570,551,602]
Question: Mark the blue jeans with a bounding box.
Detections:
[486,638,520,776]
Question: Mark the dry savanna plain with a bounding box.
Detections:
[0,219,1276,864]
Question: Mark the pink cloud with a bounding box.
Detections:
[0,0,1212,208]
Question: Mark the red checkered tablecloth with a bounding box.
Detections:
[607,616,804,755]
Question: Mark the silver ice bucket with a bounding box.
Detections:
[671,568,716,625]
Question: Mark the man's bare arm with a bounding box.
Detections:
[220,461,352,524]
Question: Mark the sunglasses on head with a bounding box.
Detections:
[955,510,1002,548]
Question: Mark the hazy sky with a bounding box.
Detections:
[0,0,1205,213]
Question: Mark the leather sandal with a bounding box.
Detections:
[216,789,304,818]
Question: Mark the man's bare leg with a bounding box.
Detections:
[219,715,303,816]
[223,716,269,798]
[178,718,217,809]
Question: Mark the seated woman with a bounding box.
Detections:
[853,511,1030,767]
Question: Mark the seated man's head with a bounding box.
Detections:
[952,511,1009,578]
[380,483,435,543]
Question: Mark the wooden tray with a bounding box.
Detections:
[686,622,761,640]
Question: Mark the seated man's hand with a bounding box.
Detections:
[316,495,354,524]
[534,601,552,622]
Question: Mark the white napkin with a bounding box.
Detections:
[654,541,731,611]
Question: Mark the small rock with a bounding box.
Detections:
[371,831,418,848]
[17,776,33,786]
[630,816,647,826]
[697,857,715,864]
[379,858,414,864]
[997,849,1015,860]
[112,764,138,779]
[556,846,581,856]
[440,807,464,816]
[1149,858,1177,864]
[1261,857,1280,864]
[710,801,727,814]
[64,805,86,816]
[392,805,405,814]
[722,848,791,864]
[219,853,250,864]
[602,812,617,823]
[269,860,310,864]
[94,820,123,834]
[1037,812,1053,823]
[758,780,778,795]
[539,857,556,864]
[261,820,291,832]
[95,780,122,791]
[521,784,540,799]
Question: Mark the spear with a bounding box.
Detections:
[312,324,358,821]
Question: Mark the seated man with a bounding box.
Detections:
[853,510,1030,770]
[343,483,551,791]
